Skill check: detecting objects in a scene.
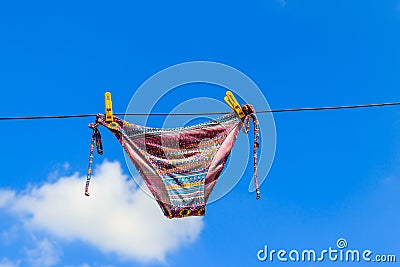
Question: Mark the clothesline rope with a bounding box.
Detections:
[0,101,399,121]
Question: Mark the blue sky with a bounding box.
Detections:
[0,1,400,266]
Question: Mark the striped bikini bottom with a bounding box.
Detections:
[85,105,260,218]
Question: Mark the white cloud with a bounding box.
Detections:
[0,190,15,208]
[0,258,20,267]
[0,160,204,263]
[47,162,72,182]
[25,238,61,267]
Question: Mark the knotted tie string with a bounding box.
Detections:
[85,122,103,196]
[241,104,261,200]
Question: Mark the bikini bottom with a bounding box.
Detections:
[85,105,259,218]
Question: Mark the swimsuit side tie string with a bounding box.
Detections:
[85,118,103,196]
[242,104,261,200]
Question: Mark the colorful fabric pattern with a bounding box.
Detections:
[85,106,260,219]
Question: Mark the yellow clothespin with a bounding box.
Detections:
[105,92,114,122]
[224,91,245,119]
